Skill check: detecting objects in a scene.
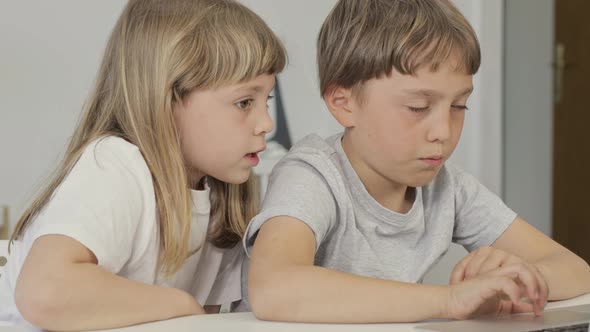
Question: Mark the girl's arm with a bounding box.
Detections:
[492,217,590,300]
[15,234,204,331]
[248,217,540,323]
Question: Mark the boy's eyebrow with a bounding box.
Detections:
[402,86,474,98]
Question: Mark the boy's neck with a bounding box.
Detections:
[364,177,415,214]
[341,134,415,214]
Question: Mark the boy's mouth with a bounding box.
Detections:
[419,156,444,167]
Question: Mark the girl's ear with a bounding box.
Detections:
[323,85,357,128]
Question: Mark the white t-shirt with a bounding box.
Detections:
[0,137,242,327]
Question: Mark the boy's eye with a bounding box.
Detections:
[408,106,429,113]
[236,99,253,110]
[452,105,469,111]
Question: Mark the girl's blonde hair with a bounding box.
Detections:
[10,0,286,276]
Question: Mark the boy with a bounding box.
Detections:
[244,0,590,323]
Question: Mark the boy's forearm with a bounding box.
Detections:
[249,264,450,323]
[16,262,203,331]
[535,250,590,301]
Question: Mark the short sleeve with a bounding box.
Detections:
[204,244,244,305]
[243,159,338,255]
[29,137,152,274]
[451,165,517,252]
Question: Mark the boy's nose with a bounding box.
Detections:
[254,107,274,136]
[427,110,452,143]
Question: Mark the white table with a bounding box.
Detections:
[1,294,588,332]
[88,293,590,332]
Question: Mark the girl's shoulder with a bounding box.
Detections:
[77,136,153,188]
[83,136,145,168]
[87,136,141,158]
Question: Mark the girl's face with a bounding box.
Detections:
[173,74,276,187]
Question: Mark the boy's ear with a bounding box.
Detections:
[323,85,357,128]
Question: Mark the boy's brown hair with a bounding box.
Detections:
[318,0,480,97]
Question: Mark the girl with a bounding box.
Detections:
[0,0,286,330]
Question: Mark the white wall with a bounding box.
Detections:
[0,1,127,230]
[0,0,505,284]
[504,0,554,236]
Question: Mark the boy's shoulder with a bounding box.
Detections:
[288,133,340,156]
[280,133,344,177]
[270,133,350,194]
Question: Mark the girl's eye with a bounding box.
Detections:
[266,95,275,108]
[236,99,253,110]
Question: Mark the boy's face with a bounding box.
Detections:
[173,74,275,187]
[341,57,473,189]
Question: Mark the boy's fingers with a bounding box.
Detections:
[464,249,491,279]
[492,263,540,302]
[479,253,506,275]
[497,276,523,305]
[504,263,547,316]
[450,253,475,284]
[512,301,534,314]
[518,267,540,302]
[531,267,549,310]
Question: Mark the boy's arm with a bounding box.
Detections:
[15,235,204,331]
[248,216,538,323]
[492,217,590,300]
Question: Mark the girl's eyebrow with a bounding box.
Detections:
[231,78,276,95]
[233,85,265,94]
[230,84,276,98]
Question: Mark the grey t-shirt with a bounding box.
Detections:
[240,133,516,308]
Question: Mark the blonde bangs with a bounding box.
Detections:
[175,2,287,95]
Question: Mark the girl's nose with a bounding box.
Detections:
[254,107,274,136]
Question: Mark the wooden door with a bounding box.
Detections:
[553,0,590,263]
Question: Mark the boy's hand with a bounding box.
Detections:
[445,264,547,319]
[451,246,524,282]
[446,247,548,318]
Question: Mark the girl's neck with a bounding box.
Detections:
[189,174,207,191]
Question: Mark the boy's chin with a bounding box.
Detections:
[405,173,440,188]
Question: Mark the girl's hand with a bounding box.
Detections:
[445,264,547,319]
